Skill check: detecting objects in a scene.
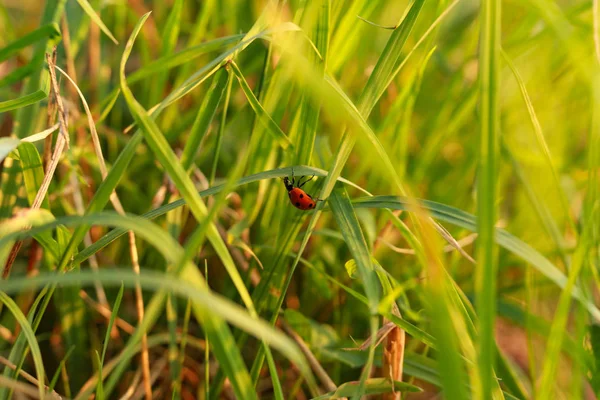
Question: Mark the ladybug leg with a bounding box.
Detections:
[298,175,315,188]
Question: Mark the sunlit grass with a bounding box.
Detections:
[0,0,599,399]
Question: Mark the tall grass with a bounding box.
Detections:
[0,0,599,399]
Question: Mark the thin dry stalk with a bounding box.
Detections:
[0,376,56,400]
[79,290,135,334]
[280,318,337,394]
[129,231,152,400]
[119,369,142,400]
[57,18,109,305]
[0,356,63,399]
[2,50,69,278]
[377,232,478,256]
[131,355,168,400]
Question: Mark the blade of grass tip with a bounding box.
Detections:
[180,68,229,172]
[96,283,124,399]
[229,60,294,151]
[73,0,118,44]
[0,282,51,400]
[95,351,104,400]
[210,70,234,185]
[329,189,380,399]
[501,49,576,237]
[293,0,328,166]
[477,0,501,396]
[101,284,124,367]
[0,293,45,400]
[48,346,75,393]
[537,207,598,399]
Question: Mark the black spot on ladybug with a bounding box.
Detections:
[309,203,314,208]
[300,194,304,198]
[295,202,300,206]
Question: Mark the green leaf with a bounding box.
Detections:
[74,0,118,44]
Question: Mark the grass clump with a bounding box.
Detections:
[0,0,598,399]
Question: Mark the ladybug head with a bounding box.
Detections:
[283,176,294,191]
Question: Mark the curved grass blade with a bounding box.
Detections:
[0,293,45,399]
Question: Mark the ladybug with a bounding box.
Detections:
[283,170,321,210]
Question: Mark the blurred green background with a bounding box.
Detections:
[0,0,599,399]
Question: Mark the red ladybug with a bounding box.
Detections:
[283,170,321,210]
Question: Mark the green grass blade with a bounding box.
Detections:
[329,188,379,399]
[357,0,425,117]
[0,293,45,400]
[293,0,328,166]
[477,0,501,396]
[180,68,229,171]
[0,23,60,62]
[229,61,294,150]
[73,0,118,44]
[96,284,123,399]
